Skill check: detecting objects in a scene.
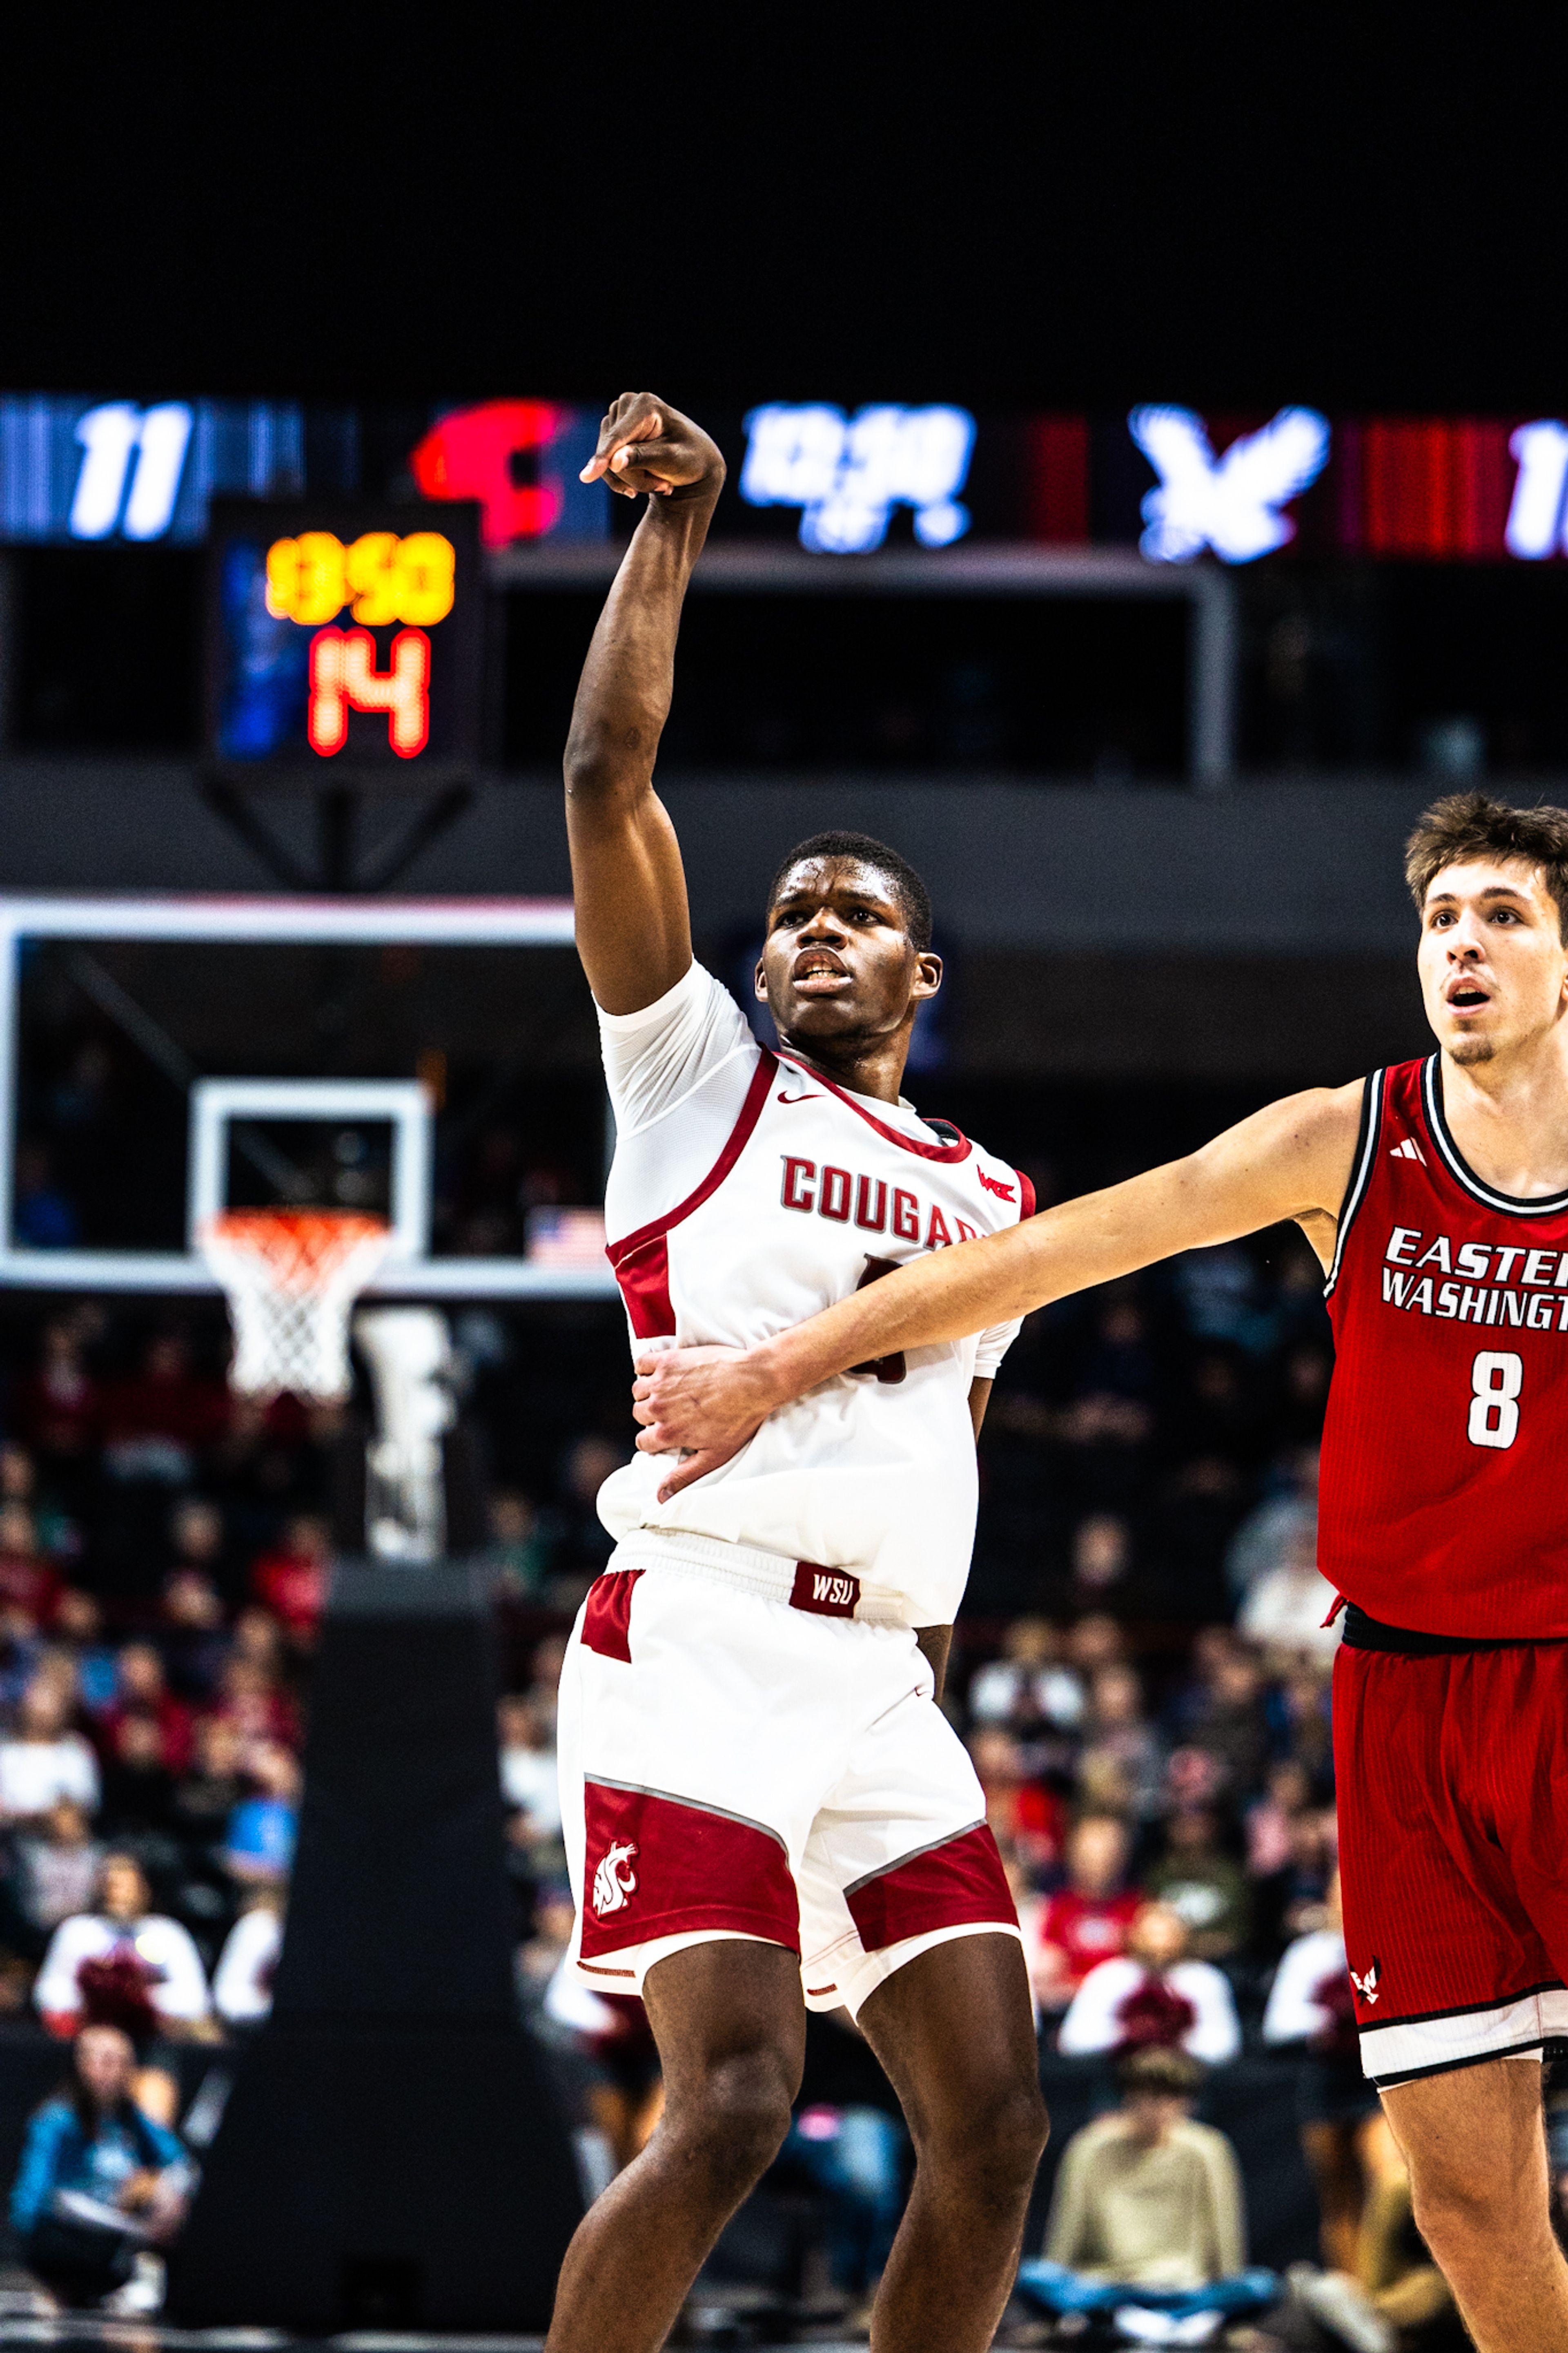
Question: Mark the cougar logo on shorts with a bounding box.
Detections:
[592,1839,639,1918]
[1350,1958,1381,2006]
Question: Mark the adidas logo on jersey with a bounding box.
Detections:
[1390,1137,1427,1164]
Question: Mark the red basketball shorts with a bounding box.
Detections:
[1335,1639,1568,2085]
[557,1540,1020,2017]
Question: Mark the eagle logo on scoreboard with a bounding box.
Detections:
[592,1839,640,1918]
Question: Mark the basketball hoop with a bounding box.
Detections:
[200,1209,392,1402]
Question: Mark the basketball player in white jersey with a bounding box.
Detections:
[544,393,1047,2353]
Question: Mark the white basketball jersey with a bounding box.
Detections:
[594,964,1029,1625]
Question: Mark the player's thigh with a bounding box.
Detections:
[1334,1646,1550,2054]
[1381,2054,1551,2228]
[857,1931,1045,2162]
[797,1657,1020,2018]
[1491,1644,1568,1983]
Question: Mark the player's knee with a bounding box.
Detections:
[671,2048,795,2195]
[1408,2156,1534,2257]
[917,2072,1049,2196]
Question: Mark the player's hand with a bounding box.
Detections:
[579,392,726,503]
[632,1342,780,1499]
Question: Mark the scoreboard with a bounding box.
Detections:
[204,500,483,783]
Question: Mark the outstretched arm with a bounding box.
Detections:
[565,393,726,1015]
[634,1079,1364,1492]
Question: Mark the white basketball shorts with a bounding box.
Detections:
[557,1536,1020,2018]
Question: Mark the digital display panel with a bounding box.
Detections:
[204,501,483,781]
[12,388,1568,569]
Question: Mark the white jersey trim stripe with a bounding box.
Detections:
[1324,1069,1384,1299]
[1361,1984,1568,2085]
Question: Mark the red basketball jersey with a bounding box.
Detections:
[1321,1055,1568,1638]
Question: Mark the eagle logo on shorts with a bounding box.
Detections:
[1350,1958,1381,2006]
[591,1839,639,1918]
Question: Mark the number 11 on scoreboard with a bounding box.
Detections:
[307,627,432,758]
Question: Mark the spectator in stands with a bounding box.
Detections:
[499,1693,562,1858]
[1265,1873,1405,2278]
[165,1494,229,1594]
[1145,1805,1251,1961]
[1069,1512,1134,1603]
[212,1891,284,2027]
[484,1491,551,1597]
[222,1742,300,1887]
[98,1714,178,1840]
[11,2022,189,2311]
[1078,1664,1165,1821]
[1225,1443,1319,1604]
[11,1144,79,1252]
[155,1568,229,1704]
[0,1674,100,1824]
[1180,1645,1270,1798]
[35,1853,212,2039]
[970,1727,1061,1876]
[16,1317,102,1484]
[1059,1900,1241,2065]
[1238,1523,1341,1662]
[1276,1659,1336,1786]
[100,1330,227,1487]
[1017,2047,1276,2328]
[967,1617,1085,1733]
[0,1501,63,1623]
[213,1649,298,1752]
[14,1801,105,1947]
[98,1644,194,1773]
[170,1714,249,1852]
[523,1630,569,1737]
[539,1434,626,1603]
[1027,1813,1142,2016]
[1245,1757,1315,1879]
[779,2100,906,2309]
[53,1590,117,1712]
[250,1514,331,1645]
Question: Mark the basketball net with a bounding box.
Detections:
[199,1209,392,1402]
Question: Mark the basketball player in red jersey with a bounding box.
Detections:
[638,794,1568,2353]
[546,393,1046,2353]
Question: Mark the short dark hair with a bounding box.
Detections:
[1115,2045,1202,2099]
[766,831,933,952]
[1405,791,1568,941]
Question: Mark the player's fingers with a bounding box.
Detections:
[608,434,688,479]
[580,401,664,483]
[632,1397,656,1427]
[656,1447,728,1502]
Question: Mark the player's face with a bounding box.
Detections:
[755,859,941,1047]
[1418,857,1568,1067]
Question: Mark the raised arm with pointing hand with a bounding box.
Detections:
[565,392,724,1018]
[633,1080,1363,1497]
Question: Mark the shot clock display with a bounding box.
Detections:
[205,500,483,782]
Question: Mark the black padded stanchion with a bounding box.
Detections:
[170,1563,583,2330]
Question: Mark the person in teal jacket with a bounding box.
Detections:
[11,2023,189,2306]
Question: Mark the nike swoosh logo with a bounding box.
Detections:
[777,1089,822,1105]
